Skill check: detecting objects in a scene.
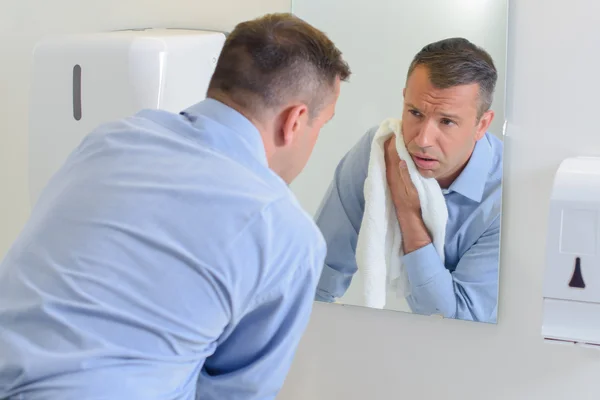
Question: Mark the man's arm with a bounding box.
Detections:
[195,257,323,399]
[313,127,376,302]
[385,139,499,322]
[402,216,501,322]
[196,201,326,399]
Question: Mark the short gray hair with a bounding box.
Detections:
[407,37,497,119]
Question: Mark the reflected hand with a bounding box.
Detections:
[384,137,431,253]
[384,137,421,217]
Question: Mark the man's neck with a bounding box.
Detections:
[206,91,278,164]
[206,92,258,125]
[437,170,462,190]
[436,147,475,189]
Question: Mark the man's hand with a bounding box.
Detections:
[384,137,432,254]
[384,137,421,216]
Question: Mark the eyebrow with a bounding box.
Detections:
[440,112,462,121]
[406,102,462,121]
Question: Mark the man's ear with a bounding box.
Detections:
[278,104,309,147]
[475,109,494,140]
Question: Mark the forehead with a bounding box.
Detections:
[405,66,479,113]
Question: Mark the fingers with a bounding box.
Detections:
[385,139,411,190]
[386,141,399,164]
[397,159,410,184]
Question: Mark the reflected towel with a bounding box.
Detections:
[353,118,448,309]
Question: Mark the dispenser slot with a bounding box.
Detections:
[72,64,82,121]
[568,257,585,289]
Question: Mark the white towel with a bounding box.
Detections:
[351,118,448,310]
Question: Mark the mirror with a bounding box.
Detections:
[290,0,507,324]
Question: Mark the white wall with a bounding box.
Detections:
[279,1,600,399]
[290,0,507,216]
[4,0,600,399]
[0,0,289,257]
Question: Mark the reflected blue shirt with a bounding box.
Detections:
[314,125,503,323]
[0,98,326,399]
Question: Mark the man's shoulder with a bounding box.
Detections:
[478,133,503,229]
[483,132,504,180]
[92,108,182,134]
[350,124,379,152]
[485,131,504,154]
[335,124,379,174]
[75,109,191,160]
[485,132,504,161]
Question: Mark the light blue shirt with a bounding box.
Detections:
[314,126,503,323]
[0,98,326,399]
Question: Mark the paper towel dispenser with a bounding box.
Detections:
[542,156,600,348]
[28,28,226,206]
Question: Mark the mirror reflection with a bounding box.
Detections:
[291,0,507,323]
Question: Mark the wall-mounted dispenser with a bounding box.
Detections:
[543,156,600,348]
[28,28,226,206]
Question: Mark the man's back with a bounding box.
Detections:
[0,99,326,399]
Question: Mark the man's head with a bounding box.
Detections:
[207,13,351,183]
[401,37,497,188]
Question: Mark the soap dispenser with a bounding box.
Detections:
[542,156,600,347]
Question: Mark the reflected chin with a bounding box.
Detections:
[415,167,437,178]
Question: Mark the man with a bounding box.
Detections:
[314,38,502,323]
[0,13,350,399]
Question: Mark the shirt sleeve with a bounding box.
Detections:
[195,202,326,399]
[403,215,501,322]
[314,127,376,302]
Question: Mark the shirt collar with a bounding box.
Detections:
[180,98,268,167]
[445,134,493,203]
